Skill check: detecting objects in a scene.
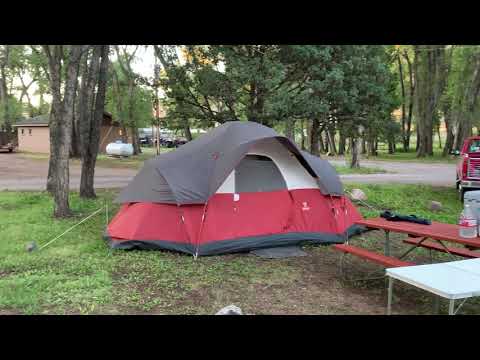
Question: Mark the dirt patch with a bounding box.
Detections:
[159,246,427,315]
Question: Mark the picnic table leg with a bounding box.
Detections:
[387,277,393,315]
[384,230,391,256]
[448,299,455,315]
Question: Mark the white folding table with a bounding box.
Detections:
[386,258,480,315]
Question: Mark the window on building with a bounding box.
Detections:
[29,129,32,135]
[21,129,24,135]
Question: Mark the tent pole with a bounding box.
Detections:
[195,202,208,259]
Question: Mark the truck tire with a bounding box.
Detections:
[456,176,460,189]
[460,188,466,202]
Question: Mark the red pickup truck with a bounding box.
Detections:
[456,136,480,201]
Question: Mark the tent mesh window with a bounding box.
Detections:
[235,154,287,193]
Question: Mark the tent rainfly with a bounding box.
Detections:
[105,121,364,256]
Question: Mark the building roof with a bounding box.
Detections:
[13,115,49,127]
[13,112,115,128]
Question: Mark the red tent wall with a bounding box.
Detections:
[106,189,363,256]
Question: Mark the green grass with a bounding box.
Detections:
[333,165,388,175]
[344,183,462,223]
[0,184,473,315]
[371,149,458,164]
[0,191,298,314]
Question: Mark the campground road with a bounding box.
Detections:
[330,159,456,187]
[0,153,137,191]
[0,153,456,191]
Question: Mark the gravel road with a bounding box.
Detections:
[0,153,456,191]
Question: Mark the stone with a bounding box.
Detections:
[350,188,367,201]
[26,241,38,252]
[215,305,243,315]
[429,201,443,212]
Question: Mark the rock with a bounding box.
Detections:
[350,188,367,201]
[215,305,243,315]
[26,241,38,252]
[429,201,443,212]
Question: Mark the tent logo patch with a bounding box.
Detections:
[302,202,310,211]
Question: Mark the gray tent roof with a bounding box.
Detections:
[116,121,343,205]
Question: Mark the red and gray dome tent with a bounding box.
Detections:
[105,121,364,256]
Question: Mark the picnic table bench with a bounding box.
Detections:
[332,217,480,281]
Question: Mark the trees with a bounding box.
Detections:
[153,45,326,130]
[0,46,11,132]
[414,45,450,157]
[106,58,154,147]
[43,45,86,218]
[395,45,415,152]
[78,45,110,198]
[154,45,397,168]
[112,46,143,155]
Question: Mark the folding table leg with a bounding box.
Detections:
[448,299,455,315]
[387,277,393,315]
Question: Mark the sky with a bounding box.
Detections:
[14,45,160,109]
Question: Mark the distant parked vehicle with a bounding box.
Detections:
[0,130,15,153]
[455,136,480,201]
[139,134,153,146]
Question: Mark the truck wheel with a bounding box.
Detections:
[8,148,12,153]
[460,188,466,202]
[456,177,459,189]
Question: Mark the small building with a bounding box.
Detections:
[13,112,131,154]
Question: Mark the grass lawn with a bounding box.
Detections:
[370,149,458,164]
[1,184,478,315]
[333,165,387,175]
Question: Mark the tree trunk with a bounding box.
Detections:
[306,120,312,150]
[46,112,58,193]
[131,126,141,155]
[0,46,11,133]
[300,119,306,150]
[326,128,337,155]
[397,52,408,152]
[437,121,442,149]
[70,112,81,158]
[350,137,360,168]
[318,131,326,153]
[367,137,377,156]
[388,138,395,154]
[44,45,85,217]
[120,126,128,142]
[285,118,296,143]
[404,51,415,152]
[443,113,454,156]
[361,138,366,155]
[414,45,448,157]
[80,45,109,199]
[338,129,346,155]
[309,119,320,156]
[183,117,192,141]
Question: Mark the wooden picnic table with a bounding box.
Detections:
[355,217,480,259]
